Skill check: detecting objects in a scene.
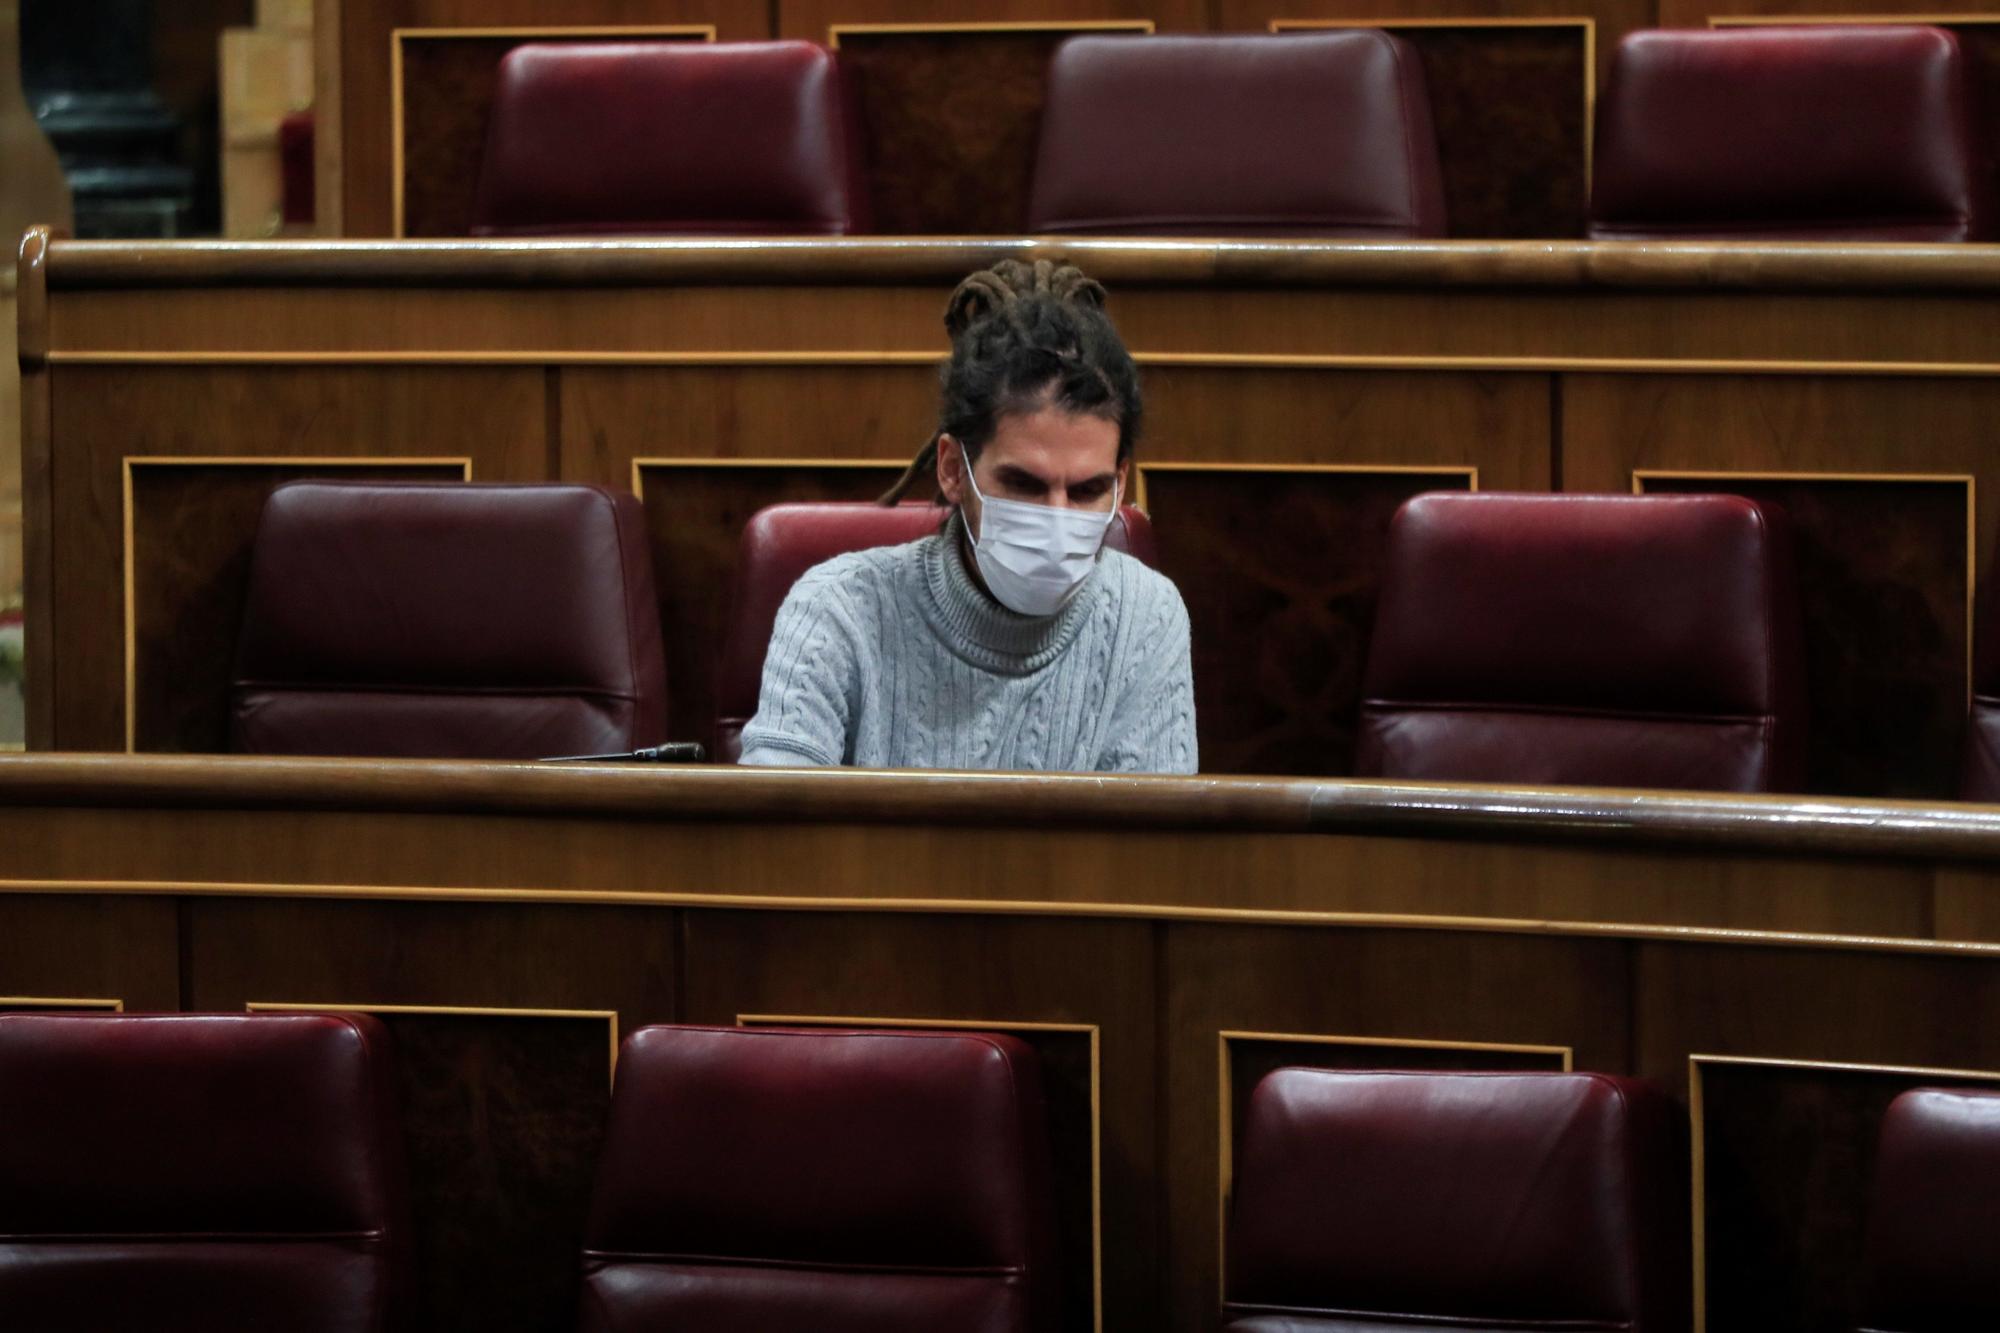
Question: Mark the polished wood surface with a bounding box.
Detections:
[6,755,2000,1331]
[25,232,2000,799]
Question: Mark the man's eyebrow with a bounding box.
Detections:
[1068,472,1118,489]
[995,463,1053,487]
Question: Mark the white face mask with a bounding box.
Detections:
[962,458,1119,617]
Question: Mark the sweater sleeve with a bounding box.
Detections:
[1098,577,1199,775]
[738,567,861,767]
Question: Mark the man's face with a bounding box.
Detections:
[936,405,1124,537]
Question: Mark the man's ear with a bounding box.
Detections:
[936,434,967,506]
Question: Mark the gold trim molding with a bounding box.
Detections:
[0,995,124,1011]
[249,1000,621,1081]
[1688,1052,2000,1333]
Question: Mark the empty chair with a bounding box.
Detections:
[1857,1087,2000,1332]
[0,1012,409,1333]
[1225,1069,1688,1332]
[1028,32,1446,237]
[1357,492,1806,792]
[714,500,1159,760]
[577,1024,1060,1332]
[471,41,869,236]
[231,481,666,759]
[1590,27,1987,241]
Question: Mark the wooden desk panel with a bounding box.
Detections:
[5,757,2000,1330]
[25,235,2000,799]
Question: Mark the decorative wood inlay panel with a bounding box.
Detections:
[1638,472,1972,799]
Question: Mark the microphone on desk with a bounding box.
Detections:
[540,742,708,764]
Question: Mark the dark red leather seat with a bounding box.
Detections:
[1028,32,1446,237]
[1357,492,1806,792]
[577,1024,1060,1333]
[1857,1087,2000,1332]
[471,40,869,236]
[0,1012,409,1333]
[1225,1069,1688,1332]
[1590,26,1988,241]
[715,500,1158,760]
[1961,577,2000,800]
[230,481,666,759]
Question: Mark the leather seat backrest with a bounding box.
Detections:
[577,1024,1060,1333]
[1857,1087,2000,1332]
[714,501,1158,761]
[1028,32,1446,237]
[471,40,870,236]
[1224,1069,1688,1333]
[1356,491,1807,793]
[1590,26,1987,241]
[0,1012,409,1333]
[230,481,667,759]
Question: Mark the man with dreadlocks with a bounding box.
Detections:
[738,259,1197,773]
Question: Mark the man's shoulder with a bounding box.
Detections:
[1098,548,1189,627]
[792,535,932,600]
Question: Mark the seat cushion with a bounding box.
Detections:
[1028,32,1445,237]
[1356,492,1805,792]
[230,481,666,759]
[472,40,869,236]
[578,1024,1059,1333]
[1858,1087,2000,1332]
[1224,1070,1687,1332]
[1590,26,1986,240]
[0,1012,408,1333]
[714,502,1157,760]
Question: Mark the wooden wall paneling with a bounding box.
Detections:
[1145,464,1475,774]
[1272,19,1594,238]
[190,896,679,1333]
[124,457,470,754]
[1560,372,2000,800]
[48,364,548,750]
[830,21,1152,234]
[1137,365,1545,775]
[1637,471,1971,799]
[326,0,765,236]
[392,25,715,238]
[681,910,1161,1333]
[1163,923,1635,1333]
[631,459,912,749]
[777,0,1212,41]
[0,896,178,1012]
[1633,940,2000,1332]
[740,1012,1105,1333]
[17,229,51,748]
[1690,1052,2000,1333]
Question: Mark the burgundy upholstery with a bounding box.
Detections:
[1590,27,1988,241]
[1028,33,1446,237]
[279,110,315,226]
[1357,492,1806,793]
[1224,1070,1688,1333]
[577,1024,1060,1333]
[1961,574,2000,800]
[0,1012,409,1333]
[471,41,869,237]
[230,481,667,759]
[1858,1087,2000,1332]
[715,500,1157,760]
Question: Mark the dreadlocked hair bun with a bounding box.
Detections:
[879,259,1139,506]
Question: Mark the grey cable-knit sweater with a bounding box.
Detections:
[739,516,1198,773]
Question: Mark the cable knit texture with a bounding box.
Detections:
[740,515,1197,773]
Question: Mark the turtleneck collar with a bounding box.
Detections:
[918,510,1107,676]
